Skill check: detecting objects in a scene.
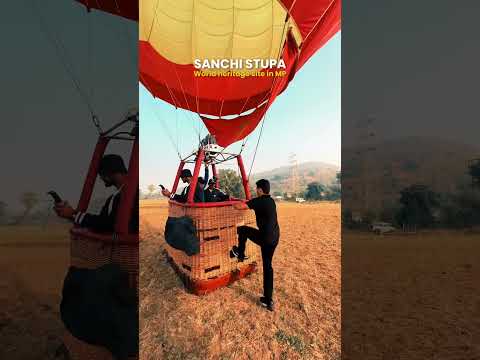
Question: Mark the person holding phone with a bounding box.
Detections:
[53,154,138,233]
[161,169,204,203]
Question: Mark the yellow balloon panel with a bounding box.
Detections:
[140,0,302,65]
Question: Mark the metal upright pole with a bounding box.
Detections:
[187,149,205,204]
[237,155,251,200]
[77,136,110,212]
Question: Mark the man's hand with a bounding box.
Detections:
[162,189,172,198]
[54,201,76,220]
[233,202,248,210]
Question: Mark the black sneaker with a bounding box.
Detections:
[229,246,248,262]
[259,297,274,311]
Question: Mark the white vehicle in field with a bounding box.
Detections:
[371,222,396,234]
[295,197,306,203]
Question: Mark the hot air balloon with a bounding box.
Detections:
[35,2,140,359]
[140,0,341,294]
[44,0,138,290]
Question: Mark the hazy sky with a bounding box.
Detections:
[1,0,137,210]
[140,33,341,190]
[342,0,480,147]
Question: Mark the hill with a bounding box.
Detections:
[342,136,480,213]
[252,161,340,195]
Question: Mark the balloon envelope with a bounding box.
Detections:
[140,0,340,147]
[74,0,138,21]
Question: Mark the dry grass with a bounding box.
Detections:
[342,230,480,359]
[140,200,340,360]
[0,224,71,359]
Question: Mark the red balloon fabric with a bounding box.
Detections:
[201,30,300,147]
[74,0,138,21]
[139,0,340,147]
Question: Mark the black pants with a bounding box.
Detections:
[237,226,278,301]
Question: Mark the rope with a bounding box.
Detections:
[172,64,202,142]
[247,13,290,180]
[87,8,94,110]
[28,0,98,123]
[111,0,137,68]
[148,97,182,159]
[247,112,267,180]
[147,0,161,41]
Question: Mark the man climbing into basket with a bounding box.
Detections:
[161,169,204,203]
[54,154,138,233]
[230,179,280,311]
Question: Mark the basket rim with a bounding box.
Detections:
[169,198,247,209]
[70,227,139,244]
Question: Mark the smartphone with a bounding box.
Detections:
[47,191,63,204]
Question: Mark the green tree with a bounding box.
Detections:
[218,169,244,198]
[438,187,480,228]
[18,192,39,223]
[395,185,438,228]
[468,160,480,188]
[324,184,341,201]
[305,182,326,201]
[147,184,156,198]
[342,208,354,228]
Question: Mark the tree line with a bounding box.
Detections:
[342,161,480,230]
[141,170,342,202]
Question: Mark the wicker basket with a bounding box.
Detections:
[63,228,139,360]
[166,201,260,294]
[70,228,139,292]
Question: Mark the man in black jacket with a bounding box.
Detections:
[54,154,138,233]
[230,179,280,311]
[205,178,229,202]
[161,169,204,203]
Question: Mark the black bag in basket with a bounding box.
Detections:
[165,216,200,256]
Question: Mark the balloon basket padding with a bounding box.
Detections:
[70,227,139,295]
[166,200,260,293]
[62,330,138,360]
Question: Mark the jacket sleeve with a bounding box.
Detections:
[204,167,209,190]
[194,183,205,203]
[246,197,257,210]
[172,192,187,203]
[74,195,115,233]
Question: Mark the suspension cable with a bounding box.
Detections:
[247,112,267,180]
[147,97,182,159]
[246,12,291,179]
[28,0,99,129]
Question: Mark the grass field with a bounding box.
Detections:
[342,230,480,359]
[0,224,70,359]
[140,200,341,360]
